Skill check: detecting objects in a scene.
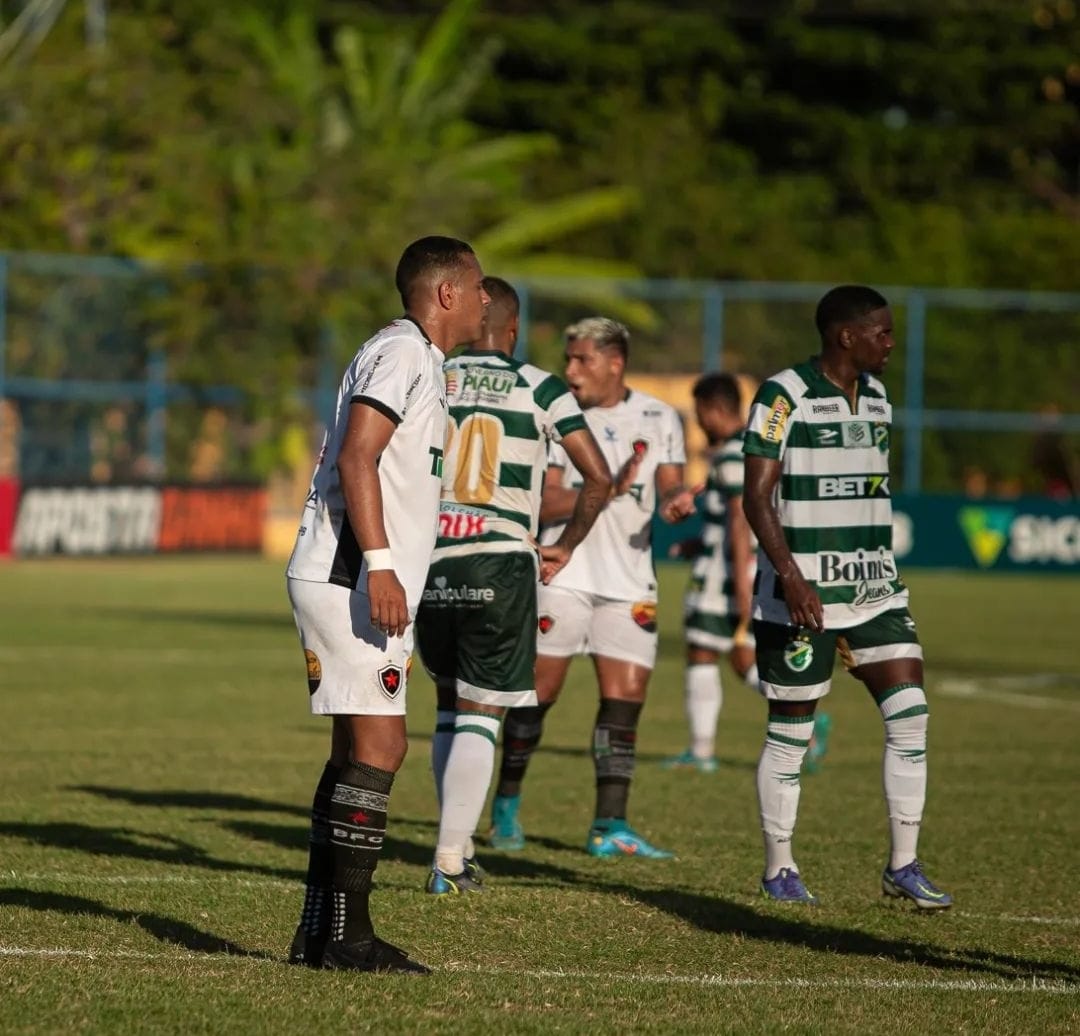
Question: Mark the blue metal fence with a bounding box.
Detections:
[1,251,1079,493]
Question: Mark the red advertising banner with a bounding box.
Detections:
[0,478,19,557]
[158,486,267,552]
[10,483,267,556]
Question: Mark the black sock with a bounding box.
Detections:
[496,702,552,798]
[299,761,341,938]
[328,761,394,945]
[592,698,643,821]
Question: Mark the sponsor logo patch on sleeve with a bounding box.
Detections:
[763,396,791,443]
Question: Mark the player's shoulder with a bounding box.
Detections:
[357,317,431,365]
[719,429,746,459]
[860,372,889,400]
[627,388,678,421]
[752,364,813,409]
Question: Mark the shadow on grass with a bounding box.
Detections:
[629,885,1080,984]
[70,786,307,818]
[223,818,591,887]
[0,888,270,958]
[0,822,303,883]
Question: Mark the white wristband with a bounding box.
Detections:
[363,548,393,572]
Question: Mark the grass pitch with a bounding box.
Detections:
[0,558,1078,1034]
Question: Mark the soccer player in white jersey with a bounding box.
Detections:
[416,277,611,895]
[743,285,951,909]
[284,236,491,973]
[489,317,697,858]
[664,372,763,772]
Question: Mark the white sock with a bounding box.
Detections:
[879,685,928,871]
[685,664,721,759]
[743,663,761,692]
[435,712,501,875]
[431,709,456,807]
[757,713,814,879]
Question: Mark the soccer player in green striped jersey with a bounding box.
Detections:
[742,285,951,910]
[664,372,761,773]
[415,277,611,895]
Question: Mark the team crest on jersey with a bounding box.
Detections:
[445,370,459,397]
[873,422,889,453]
[631,601,657,632]
[378,664,404,699]
[304,649,322,695]
[783,632,814,673]
[841,421,872,448]
[538,614,556,635]
[631,438,649,458]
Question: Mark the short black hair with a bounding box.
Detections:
[814,285,889,339]
[482,276,519,317]
[692,372,741,412]
[395,236,475,309]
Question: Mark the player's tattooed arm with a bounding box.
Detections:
[655,463,698,523]
[540,427,612,584]
[744,453,824,632]
[339,401,410,638]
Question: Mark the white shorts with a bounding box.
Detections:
[536,585,657,669]
[287,577,414,717]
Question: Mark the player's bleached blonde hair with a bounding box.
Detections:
[564,316,630,360]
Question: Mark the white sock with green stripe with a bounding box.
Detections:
[686,664,721,759]
[757,712,815,879]
[878,683,928,871]
[431,709,456,807]
[435,711,502,876]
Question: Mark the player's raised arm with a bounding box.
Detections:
[338,401,409,638]
[743,453,823,632]
[539,426,612,583]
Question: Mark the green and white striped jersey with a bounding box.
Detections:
[743,358,907,630]
[689,430,756,608]
[431,349,587,562]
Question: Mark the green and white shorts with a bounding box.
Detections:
[684,553,754,652]
[754,607,923,702]
[416,551,539,708]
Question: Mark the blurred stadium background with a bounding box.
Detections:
[2,4,1079,1032]
[2,0,1078,574]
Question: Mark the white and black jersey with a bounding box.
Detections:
[287,317,448,607]
[541,389,686,601]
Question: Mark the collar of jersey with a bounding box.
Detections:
[589,388,633,412]
[803,356,870,398]
[400,314,434,344]
[456,347,508,359]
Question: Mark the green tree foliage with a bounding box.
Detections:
[0,0,641,474]
[1,0,1078,487]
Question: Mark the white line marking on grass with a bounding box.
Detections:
[4,873,298,891]
[491,967,1080,995]
[8,876,1080,930]
[958,912,1080,927]
[1,947,1077,994]
[936,680,1080,713]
